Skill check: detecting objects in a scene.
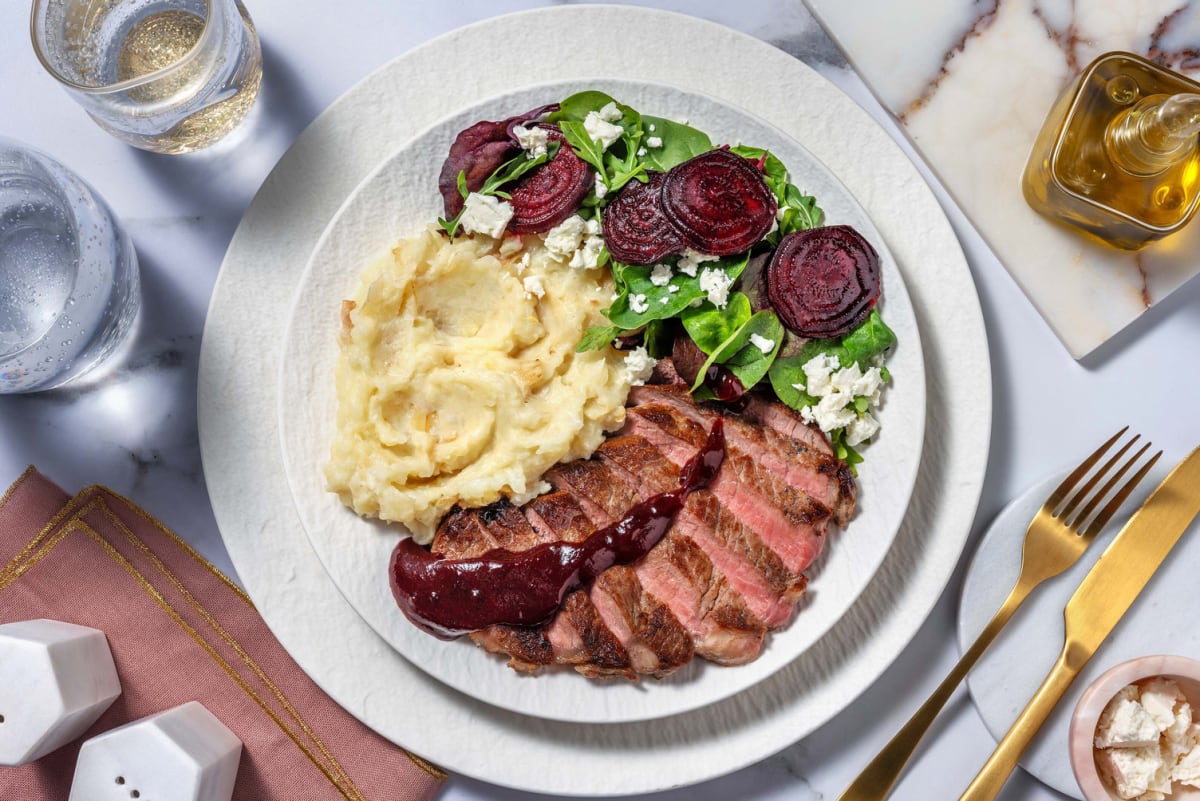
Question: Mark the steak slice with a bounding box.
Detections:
[625,402,831,575]
[632,384,856,525]
[597,435,768,663]
[547,458,696,676]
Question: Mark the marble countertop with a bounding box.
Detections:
[2,2,1200,800]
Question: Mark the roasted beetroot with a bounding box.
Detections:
[601,172,685,264]
[437,104,557,219]
[661,149,777,256]
[765,226,880,339]
[508,128,594,233]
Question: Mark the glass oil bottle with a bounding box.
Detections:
[1022,52,1200,250]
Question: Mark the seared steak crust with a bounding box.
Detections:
[427,376,856,679]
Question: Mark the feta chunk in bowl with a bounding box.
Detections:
[1070,656,1200,801]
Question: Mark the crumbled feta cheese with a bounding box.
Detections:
[748,333,775,354]
[676,247,717,277]
[1141,679,1184,732]
[647,123,656,132]
[1096,698,1162,749]
[629,293,649,314]
[522,275,545,299]
[499,235,524,257]
[1098,746,1164,799]
[637,147,647,157]
[597,102,623,123]
[659,296,670,304]
[514,252,531,275]
[544,215,587,261]
[698,267,733,309]
[845,412,880,447]
[569,233,605,270]
[649,264,672,286]
[1176,740,1200,786]
[594,173,608,199]
[1095,678,1200,799]
[646,135,663,148]
[459,193,513,238]
[799,353,839,396]
[512,124,549,158]
[668,284,679,293]
[624,346,656,386]
[584,111,624,150]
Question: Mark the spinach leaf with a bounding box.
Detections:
[690,309,783,392]
[768,310,895,411]
[791,309,896,370]
[640,116,713,172]
[681,292,751,354]
[604,253,749,330]
[549,91,620,123]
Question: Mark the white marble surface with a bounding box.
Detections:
[2,2,1200,800]
[807,0,1200,359]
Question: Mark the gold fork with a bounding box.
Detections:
[837,428,1161,801]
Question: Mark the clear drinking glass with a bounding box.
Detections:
[0,139,139,393]
[31,0,263,154]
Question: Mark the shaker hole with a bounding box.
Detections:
[115,777,125,785]
[130,791,140,799]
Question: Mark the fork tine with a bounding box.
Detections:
[1058,434,1139,521]
[1045,427,1129,513]
[1078,448,1163,540]
[1066,441,1151,529]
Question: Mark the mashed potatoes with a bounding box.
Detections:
[325,225,631,543]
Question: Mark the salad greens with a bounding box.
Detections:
[454,90,896,465]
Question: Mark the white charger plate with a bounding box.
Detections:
[277,78,926,724]
[198,6,992,794]
[959,464,1200,799]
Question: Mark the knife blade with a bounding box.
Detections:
[959,443,1200,801]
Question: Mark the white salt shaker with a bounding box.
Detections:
[0,619,122,766]
[69,701,242,801]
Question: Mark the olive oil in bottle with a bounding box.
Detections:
[1022,52,1200,250]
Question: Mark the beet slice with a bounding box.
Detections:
[660,149,777,256]
[602,172,685,264]
[508,128,594,234]
[437,103,558,219]
[765,225,881,339]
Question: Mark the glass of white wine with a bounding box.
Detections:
[31,0,263,154]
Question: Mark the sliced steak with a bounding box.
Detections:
[625,401,830,575]
[631,385,856,525]
[547,458,697,676]
[597,435,768,663]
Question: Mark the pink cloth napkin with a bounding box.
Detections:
[0,467,445,801]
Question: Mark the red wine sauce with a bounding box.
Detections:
[389,419,726,639]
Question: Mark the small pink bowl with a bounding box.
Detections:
[1070,655,1200,801]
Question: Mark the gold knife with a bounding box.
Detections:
[959,444,1200,801]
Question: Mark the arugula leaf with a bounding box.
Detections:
[640,116,713,172]
[557,120,608,174]
[577,324,622,353]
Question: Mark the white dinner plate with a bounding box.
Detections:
[277,78,926,723]
[959,464,1200,799]
[198,6,992,794]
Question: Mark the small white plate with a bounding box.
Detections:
[959,463,1200,799]
[278,78,927,723]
